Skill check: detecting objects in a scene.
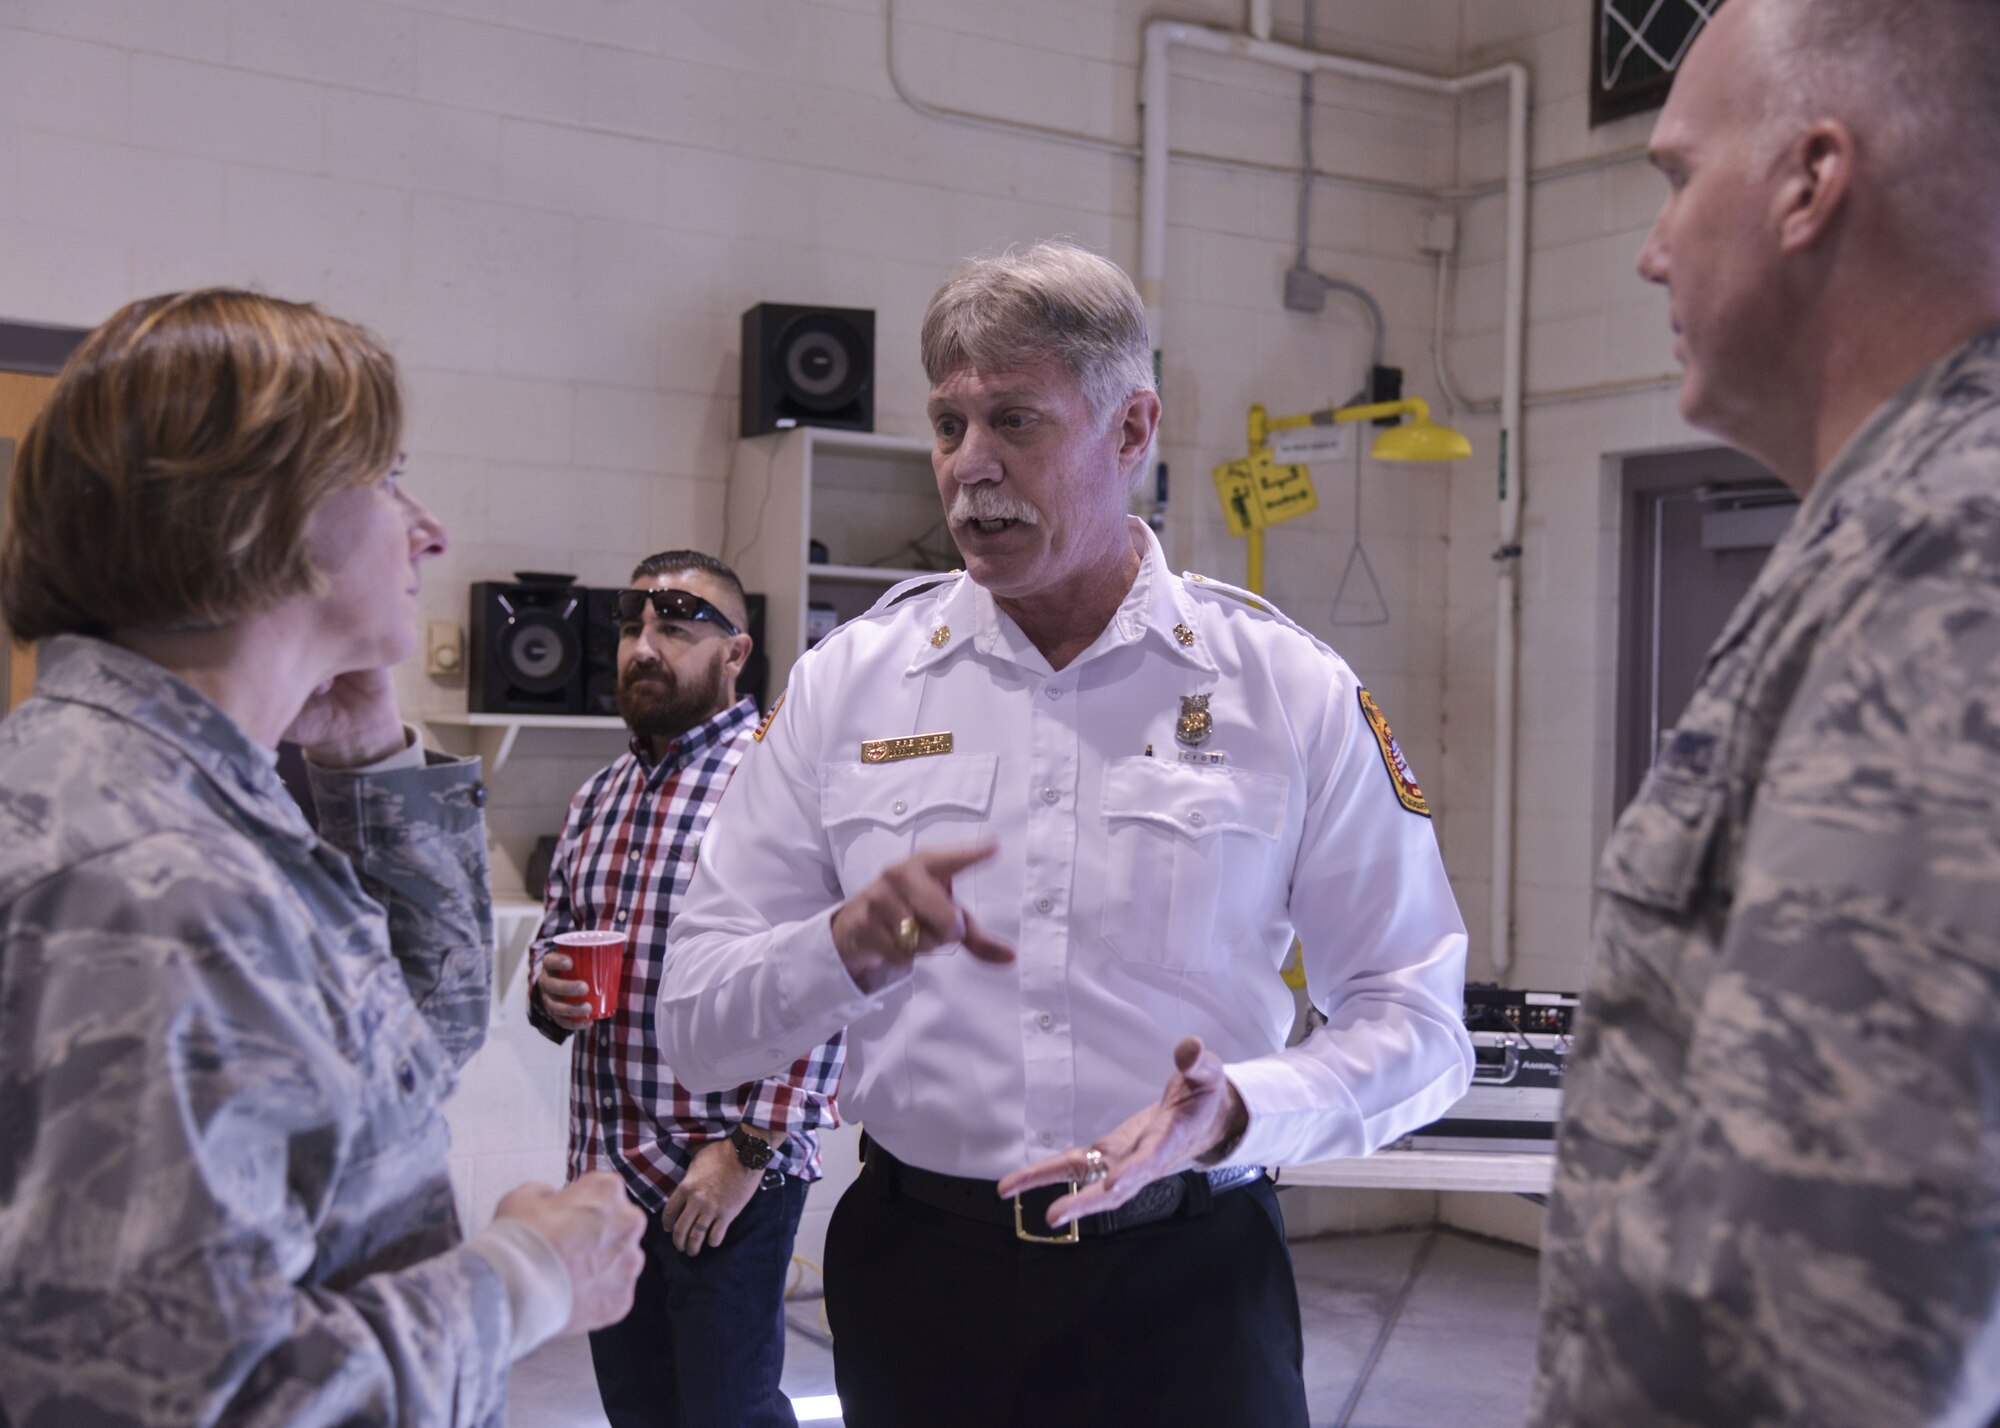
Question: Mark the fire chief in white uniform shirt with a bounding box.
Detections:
[663,241,1471,1428]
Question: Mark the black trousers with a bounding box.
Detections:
[823,1164,1308,1428]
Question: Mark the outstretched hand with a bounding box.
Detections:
[285,666,409,768]
[996,1035,1248,1230]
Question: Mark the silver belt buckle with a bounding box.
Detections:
[1013,1181,1082,1245]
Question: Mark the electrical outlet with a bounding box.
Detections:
[426,620,464,677]
[1417,210,1458,255]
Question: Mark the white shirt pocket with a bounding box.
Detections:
[1099,757,1287,971]
[820,754,999,954]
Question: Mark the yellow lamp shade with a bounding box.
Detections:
[1370,414,1472,462]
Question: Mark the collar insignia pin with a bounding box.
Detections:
[929,625,951,649]
[1176,693,1213,748]
[1172,622,1195,647]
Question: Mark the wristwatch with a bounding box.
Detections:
[727,1123,778,1171]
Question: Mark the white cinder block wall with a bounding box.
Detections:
[0,0,1710,1251]
[1443,0,1707,1002]
[1434,0,1714,1249]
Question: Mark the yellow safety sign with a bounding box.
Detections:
[1211,453,1318,535]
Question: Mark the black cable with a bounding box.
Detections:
[1467,1005,1573,1072]
[858,515,951,571]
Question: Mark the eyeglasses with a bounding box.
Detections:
[611,587,741,637]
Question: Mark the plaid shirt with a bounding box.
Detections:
[528,697,842,1210]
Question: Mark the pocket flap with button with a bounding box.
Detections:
[1101,758,1286,841]
[1596,762,1728,914]
[820,754,999,830]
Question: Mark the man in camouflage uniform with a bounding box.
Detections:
[1531,2,2000,1425]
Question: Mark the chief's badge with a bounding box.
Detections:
[1358,688,1429,817]
[1176,693,1213,748]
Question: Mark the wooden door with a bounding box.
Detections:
[0,371,55,712]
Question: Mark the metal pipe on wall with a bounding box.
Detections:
[1490,65,1528,973]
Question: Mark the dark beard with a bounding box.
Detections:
[616,659,727,742]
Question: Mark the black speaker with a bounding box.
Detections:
[469,579,586,715]
[583,587,620,717]
[740,303,874,437]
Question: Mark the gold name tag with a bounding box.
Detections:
[860,732,954,763]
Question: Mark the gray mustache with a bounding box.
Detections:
[948,488,1042,526]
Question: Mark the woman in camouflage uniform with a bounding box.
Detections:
[0,291,641,1428]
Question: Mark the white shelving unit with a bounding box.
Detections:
[810,562,934,585]
[725,426,953,697]
[423,711,626,776]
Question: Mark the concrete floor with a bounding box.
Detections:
[503,1225,1541,1428]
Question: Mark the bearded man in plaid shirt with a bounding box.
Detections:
[529,549,843,1428]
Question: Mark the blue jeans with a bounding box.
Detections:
[588,1173,808,1428]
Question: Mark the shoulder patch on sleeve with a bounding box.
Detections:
[752,691,786,744]
[1358,688,1429,817]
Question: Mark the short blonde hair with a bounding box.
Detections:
[920,240,1154,422]
[1,289,402,641]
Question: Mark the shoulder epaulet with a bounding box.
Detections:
[1181,572,1338,659]
[862,571,960,619]
[1181,571,1279,617]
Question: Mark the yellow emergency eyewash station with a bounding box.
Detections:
[1214,397,1472,593]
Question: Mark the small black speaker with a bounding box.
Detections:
[469,579,586,715]
[741,303,874,437]
[583,587,620,717]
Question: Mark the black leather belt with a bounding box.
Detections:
[861,1136,1262,1245]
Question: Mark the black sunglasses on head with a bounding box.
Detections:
[611,587,741,637]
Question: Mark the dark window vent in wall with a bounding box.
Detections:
[1591,0,1729,127]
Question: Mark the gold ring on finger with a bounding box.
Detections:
[894,914,921,955]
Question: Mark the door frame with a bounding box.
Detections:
[1612,444,1793,813]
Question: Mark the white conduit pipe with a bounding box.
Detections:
[1140,22,1531,972]
[1492,66,1528,974]
[1248,0,1275,42]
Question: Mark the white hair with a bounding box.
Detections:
[920,240,1155,424]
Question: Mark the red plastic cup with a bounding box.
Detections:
[555,930,628,1020]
